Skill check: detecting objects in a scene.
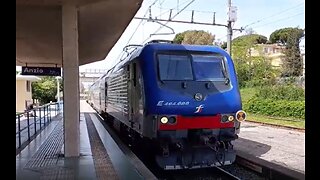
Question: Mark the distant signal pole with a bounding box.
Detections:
[227,0,232,55]
[227,0,238,56]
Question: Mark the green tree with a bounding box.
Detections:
[269,27,304,45]
[233,34,268,45]
[173,31,187,44]
[173,30,214,45]
[269,27,304,77]
[32,76,58,104]
[232,34,278,87]
[59,78,63,92]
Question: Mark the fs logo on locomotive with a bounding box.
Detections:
[194,104,204,113]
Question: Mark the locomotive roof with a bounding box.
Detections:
[145,43,224,52]
[95,42,229,80]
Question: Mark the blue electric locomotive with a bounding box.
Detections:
[88,40,246,170]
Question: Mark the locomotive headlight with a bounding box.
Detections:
[160,116,168,124]
[168,116,177,124]
[228,115,234,121]
[221,115,229,123]
[235,110,246,122]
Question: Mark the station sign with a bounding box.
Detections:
[21,66,61,76]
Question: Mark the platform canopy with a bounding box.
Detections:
[16,0,143,67]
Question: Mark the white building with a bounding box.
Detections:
[16,75,40,112]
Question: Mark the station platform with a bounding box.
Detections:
[16,100,155,180]
[234,121,305,174]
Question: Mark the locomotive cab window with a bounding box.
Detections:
[157,53,229,82]
[158,54,193,81]
[192,54,228,81]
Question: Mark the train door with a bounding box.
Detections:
[128,62,138,129]
[105,80,108,112]
[100,81,105,113]
[128,63,134,125]
[128,60,145,134]
[99,92,101,110]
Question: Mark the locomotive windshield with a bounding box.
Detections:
[157,53,228,81]
[158,54,193,81]
[192,54,226,81]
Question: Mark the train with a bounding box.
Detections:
[88,40,246,170]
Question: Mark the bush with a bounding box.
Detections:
[32,76,58,104]
[244,77,277,88]
[254,85,304,101]
[246,98,305,119]
[277,76,305,88]
[242,85,305,119]
[234,56,280,88]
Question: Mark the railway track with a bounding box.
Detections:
[153,164,265,180]
[216,166,241,180]
[96,113,264,180]
[157,167,242,180]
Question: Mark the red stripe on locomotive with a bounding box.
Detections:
[159,115,234,130]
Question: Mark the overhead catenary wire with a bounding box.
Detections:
[125,0,159,45]
[217,11,304,42]
[216,2,304,42]
[141,0,196,44]
[110,0,159,70]
[111,0,194,69]
[154,7,219,15]
[153,0,195,32]
[153,0,191,20]
[242,2,304,29]
[250,12,304,29]
[231,12,304,39]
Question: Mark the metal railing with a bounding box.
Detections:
[16,101,63,154]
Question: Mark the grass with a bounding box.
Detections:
[246,113,305,129]
[240,87,305,129]
[240,87,257,103]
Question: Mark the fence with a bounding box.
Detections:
[16,101,63,155]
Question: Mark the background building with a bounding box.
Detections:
[16,75,40,113]
[250,43,286,68]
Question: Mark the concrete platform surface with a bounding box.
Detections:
[16,100,155,180]
[234,121,305,173]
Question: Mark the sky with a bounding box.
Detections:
[16,0,305,72]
